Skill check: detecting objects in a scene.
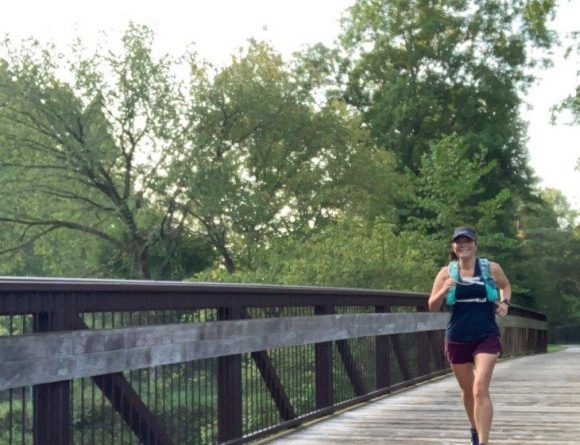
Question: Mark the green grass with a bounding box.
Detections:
[547,344,567,353]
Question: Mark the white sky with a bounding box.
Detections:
[1,0,579,209]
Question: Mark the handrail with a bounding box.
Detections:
[1,312,452,391]
[0,276,428,297]
[0,277,548,445]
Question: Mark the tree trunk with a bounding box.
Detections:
[132,244,151,279]
[222,249,236,274]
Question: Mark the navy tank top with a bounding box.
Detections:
[446,258,499,342]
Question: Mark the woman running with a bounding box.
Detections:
[429,227,511,445]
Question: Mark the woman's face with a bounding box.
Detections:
[452,236,477,259]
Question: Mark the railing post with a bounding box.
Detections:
[315,305,334,409]
[416,304,430,377]
[428,330,446,372]
[375,305,391,390]
[217,306,243,443]
[33,296,75,445]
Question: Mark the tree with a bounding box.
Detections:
[405,134,517,263]
[1,28,392,277]
[512,189,580,323]
[340,0,557,209]
[0,222,106,277]
[0,25,213,278]
[553,29,580,168]
[166,40,403,273]
[196,215,438,292]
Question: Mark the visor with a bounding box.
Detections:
[452,227,476,241]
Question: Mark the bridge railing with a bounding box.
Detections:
[0,278,547,444]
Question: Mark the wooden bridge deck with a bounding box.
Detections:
[263,347,580,445]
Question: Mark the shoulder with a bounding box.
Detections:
[479,257,499,271]
[437,265,451,280]
[487,261,509,282]
[432,266,451,288]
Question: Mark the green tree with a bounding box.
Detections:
[513,189,580,323]
[1,28,393,278]
[554,29,580,168]
[169,40,402,273]
[410,135,510,232]
[340,0,556,207]
[196,215,438,292]
[0,25,213,278]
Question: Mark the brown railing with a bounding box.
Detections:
[0,277,547,445]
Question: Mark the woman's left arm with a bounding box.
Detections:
[491,262,511,316]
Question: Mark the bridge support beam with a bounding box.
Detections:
[315,305,334,409]
[33,305,73,445]
[242,309,297,421]
[416,305,431,377]
[336,339,367,396]
[375,305,391,390]
[68,316,175,445]
[218,307,243,443]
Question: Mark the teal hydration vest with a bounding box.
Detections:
[446,257,499,305]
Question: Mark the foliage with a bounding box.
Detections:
[196,216,439,292]
[334,0,570,317]
[553,30,580,169]
[408,134,511,235]
[547,344,567,353]
[340,0,557,221]
[0,5,577,325]
[0,28,389,277]
[511,189,580,323]
[0,225,106,277]
[0,25,216,278]
[170,40,387,273]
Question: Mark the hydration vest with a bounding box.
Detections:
[446,257,499,305]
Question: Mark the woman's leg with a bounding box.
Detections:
[472,352,500,444]
[450,362,476,428]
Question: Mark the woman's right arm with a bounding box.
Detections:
[428,267,455,312]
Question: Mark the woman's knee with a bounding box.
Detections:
[461,387,474,402]
[473,380,490,400]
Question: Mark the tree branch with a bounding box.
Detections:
[0,217,127,252]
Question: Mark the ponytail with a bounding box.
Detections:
[449,246,458,260]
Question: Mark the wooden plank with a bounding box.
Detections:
[93,372,175,445]
[0,313,546,390]
[391,334,412,381]
[497,315,548,330]
[252,349,297,420]
[0,312,449,390]
[264,347,580,445]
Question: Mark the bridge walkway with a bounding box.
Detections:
[264,347,580,445]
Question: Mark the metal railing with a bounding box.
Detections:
[0,277,548,444]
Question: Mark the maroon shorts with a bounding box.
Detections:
[445,335,502,365]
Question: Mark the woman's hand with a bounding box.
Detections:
[495,301,509,317]
[429,268,456,311]
[442,276,457,293]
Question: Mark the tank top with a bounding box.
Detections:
[446,258,500,342]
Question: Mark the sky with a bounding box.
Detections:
[1,0,579,209]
